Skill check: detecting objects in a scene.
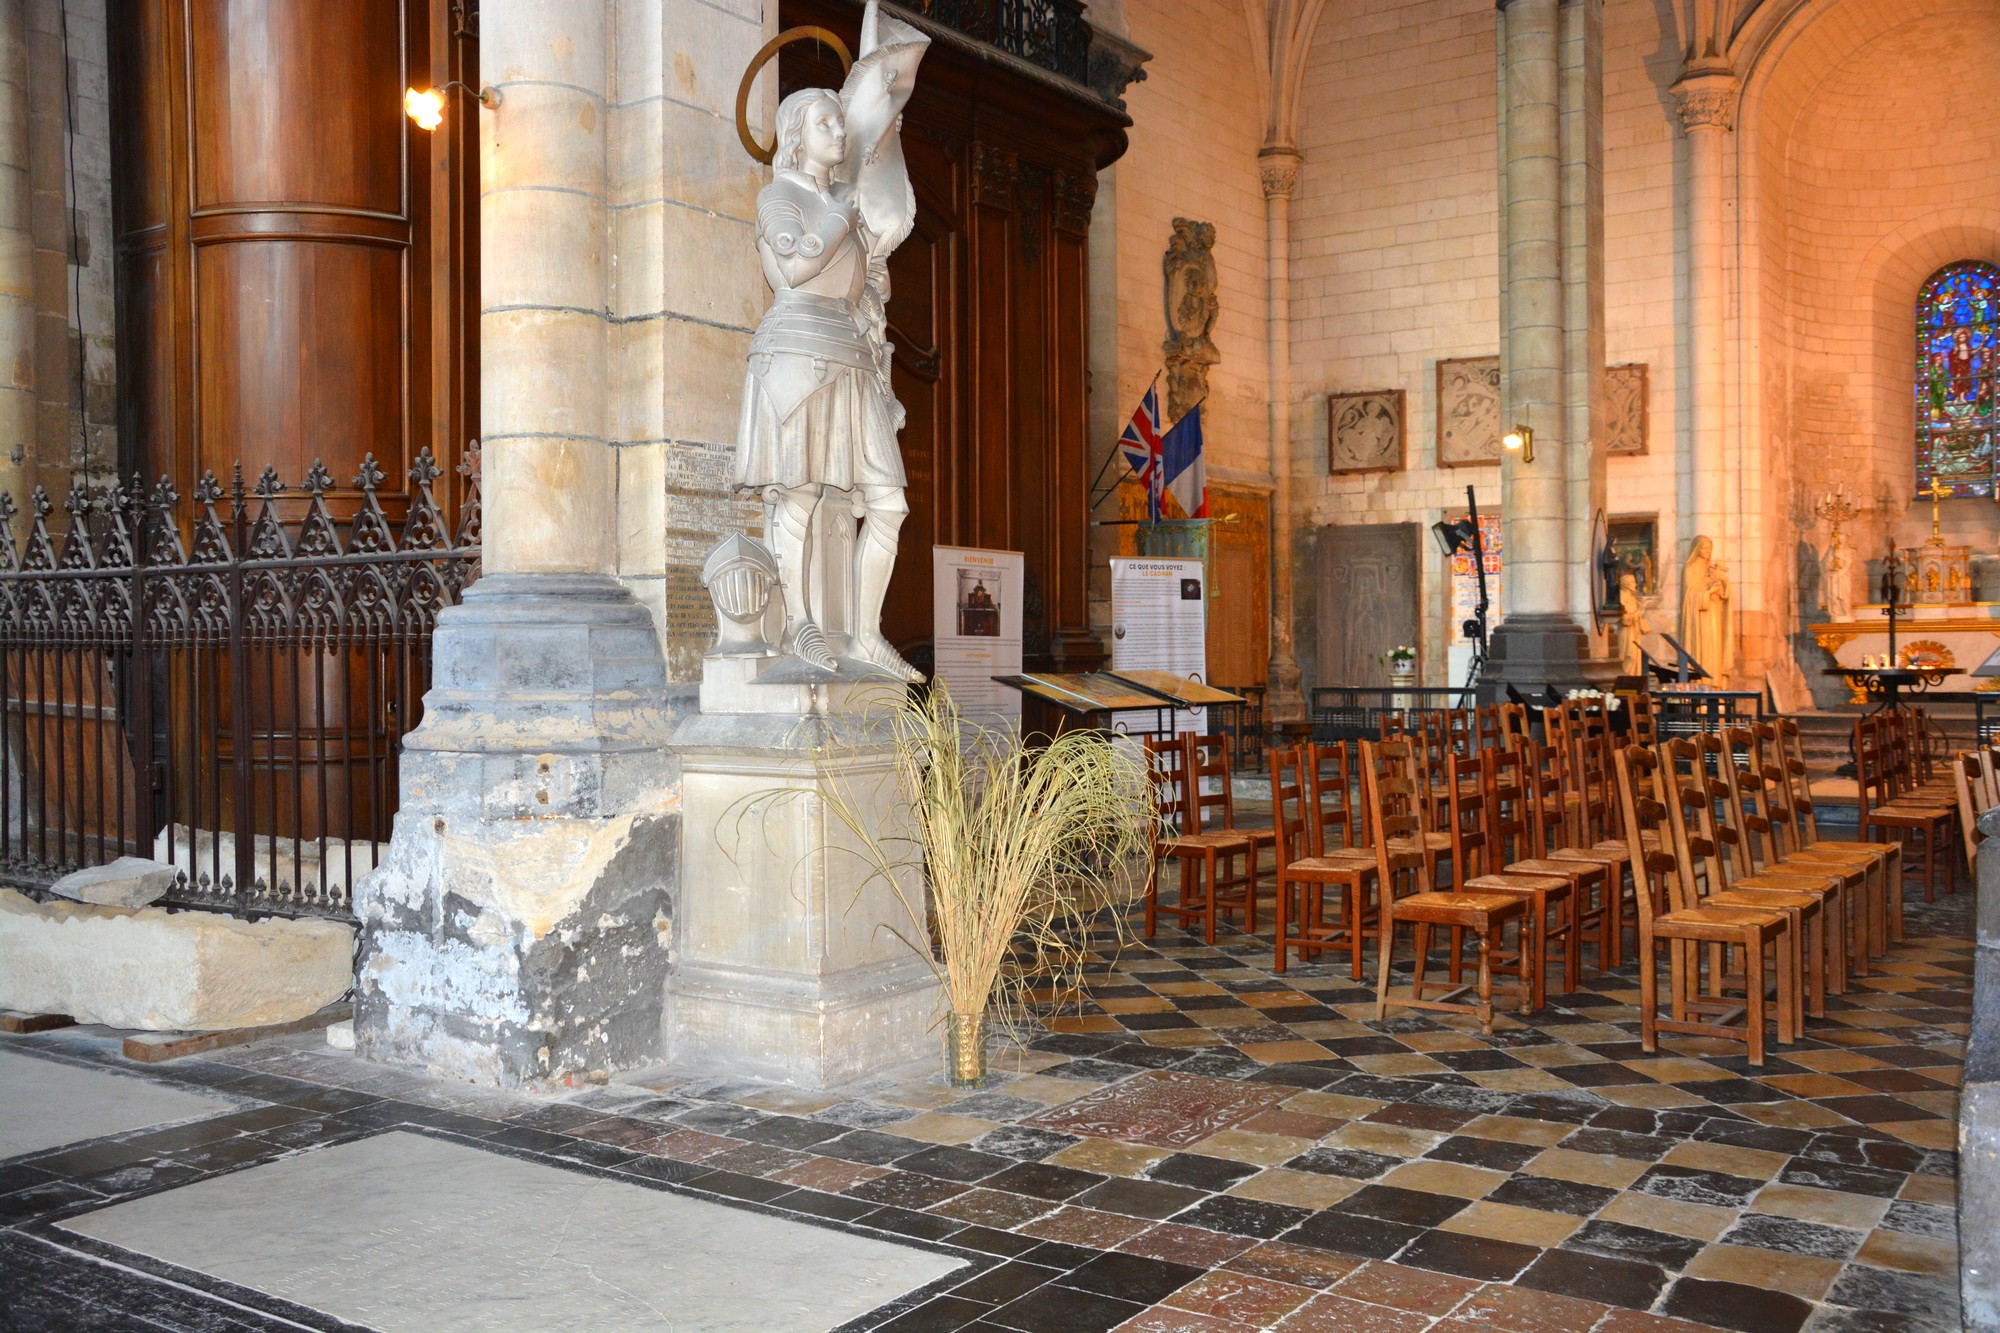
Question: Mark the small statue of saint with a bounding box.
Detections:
[735,3,929,680]
[1679,535,1734,680]
[1822,529,1853,623]
[1618,572,1650,676]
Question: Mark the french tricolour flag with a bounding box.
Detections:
[1118,383,1165,521]
[1162,404,1208,519]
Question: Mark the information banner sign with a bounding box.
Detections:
[1111,557,1208,734]
[932,546,1024,718]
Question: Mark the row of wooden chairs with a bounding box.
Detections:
[1141,714,1909,1061]
[1855,711,1959,901]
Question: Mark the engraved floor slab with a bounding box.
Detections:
[0,1050,233,1158]
[59,1130,966,1332]
[1025,1069,1294,1148]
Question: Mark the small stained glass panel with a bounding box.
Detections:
[1916,260,1999,497]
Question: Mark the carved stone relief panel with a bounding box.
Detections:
[1436,356,1501,468]
[1327,390,1405,474]
[1315,523,1421,689]
[1606,363,1649,457]
[1162,218,1219,423]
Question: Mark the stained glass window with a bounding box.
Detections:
[1916,260,1999,496]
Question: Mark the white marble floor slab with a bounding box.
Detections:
[0,1051,234,1159]
[61,1130,967,1333]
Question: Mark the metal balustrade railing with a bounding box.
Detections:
[0,447,480,922]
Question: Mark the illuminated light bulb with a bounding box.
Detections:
[1501,424,1534,463]
[405,87,445,132]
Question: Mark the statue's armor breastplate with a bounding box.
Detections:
[749,182,878,425]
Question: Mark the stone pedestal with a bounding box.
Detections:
[665,670,940,1089]
[353,574,683,1089]
[1481,612,1612,698]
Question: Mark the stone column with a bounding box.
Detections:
[1485,0,1590,687]
[0,2,29,520]
[1672,66,1737,575]
[1260,148,1305,723]
[1560,0,1606,637]
[354,0,681,1090]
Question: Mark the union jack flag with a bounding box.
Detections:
[1117,383,1165,521]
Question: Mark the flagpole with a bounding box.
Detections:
[1087,370,1162,509]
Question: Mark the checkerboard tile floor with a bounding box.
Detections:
[0,890,1969,1332]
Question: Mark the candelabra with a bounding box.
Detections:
[1814,481,1860,542]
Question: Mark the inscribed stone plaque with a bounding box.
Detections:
[62,1131,965,1333]
[1327,390,1405,474]
[1315,523,1422,688]
[1435,356,1501,467]
[1607,363,1649,457]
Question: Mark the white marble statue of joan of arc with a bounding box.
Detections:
[734,2,928,680]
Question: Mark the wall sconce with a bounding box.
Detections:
[405,82,501,131]
[1502,424,1534,463]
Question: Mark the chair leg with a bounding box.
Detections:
[1374,910,1397,1021]
[1474,931,1494,1035]
[1272,869,1289,974]
[1203,848,1218,944]
[1777,924,1797,1047]
[1639,935,1659,1053]
[1411,921,1431,1004]
[1745,931,1766,1067]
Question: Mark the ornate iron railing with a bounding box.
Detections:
[920,0,1089,84]
[0,447,480,922]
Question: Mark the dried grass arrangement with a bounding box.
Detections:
[823,681,1155,1085]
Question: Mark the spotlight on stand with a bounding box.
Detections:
[1432,516,1476,557]
[1502,424,1534,463]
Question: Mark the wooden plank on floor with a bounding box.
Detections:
[0,1011,77,1033]
[121,1002,352,1064]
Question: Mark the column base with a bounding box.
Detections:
[1478,614,1617,703]
[665,712,942,1089]
[353,574,684,1090]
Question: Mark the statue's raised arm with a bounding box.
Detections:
[837,3,928,257]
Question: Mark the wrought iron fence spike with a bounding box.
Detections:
[354,453,387,491]
[253,464,285,498]
[408,447,442,487]
[303,460,335,495]
[29,485,49,518]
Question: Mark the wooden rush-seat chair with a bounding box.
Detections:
[1626,693,1659,747]
[1309,741,1359,854]
[1364,738,1529,1033]
[1775,717,1903,948]
[1190,732,1276,927]
[1856,716,1956,901]
[1270,747,1379,976]
[1617,745,1795,1066]
[1527,734,1633,970]
[1497,702,1532,747]
[1446,748,1575,1009]
[1744,722,1884,972]
[1709,730,1856,994]
[1144,734,1255,942]
[1662,737,1823,1030]
[1956,750,1987,874]
[1508,739,1613,979]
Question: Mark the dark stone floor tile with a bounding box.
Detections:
[1778,1157,1906,1198]
[692,1169,794,1205]
[617,1155,713,1186]
[1432,1049,1526,1073]
[1286,1208,1423,1260]
[949,1095,1048,1121]
[945,1261,1062,1306]
[1073,1177,1207,1220]
[1632,1164,1765,1208]
[1411,1085,1517,1115]
[1343,1183,1471,1227]
[859,1205,969,1243]
[1285,1147,1400,1179]
[985,1283,1142,1333]
[780,1188,878,1223]
[819,1131,929,1166]
[1484,1174,1618,1217]
[1516,1245,1668,1311]
[1690,1077,1791,1105]
[0,1179,104,1226]
[1881,1200,1956,1239]
[1661,1276,1811,1333]
[1169,1194,1311,1239]
[951,1226,1046,1259]
[972,1127,1080,1162]
[876,1295,994,1333]
[1816,1095,1941,1124]
[734,1115,847,1150]
[1060,1251,1203,1304]
[1806,1305,1958,1333]
[813,1100,920,1130]
[1555,1062,1652,1088]
[1563,1220,1706,1271]
[1825,1264,1962,1318]
[898,1146,1012,1184]
[1561,1127,1677,1161]
[985,1162,1105,1201]
[1424,1135,1542,1173]
[1395,1229,1540,1282]
[1719,1212,1864,1259]
[1366,1102,1478,1132]
[1146,1153,1260,1192]
[1801,1134,1926,1174]
[0,1161,57,1195]
[849,1171,971,1211]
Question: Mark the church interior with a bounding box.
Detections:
[0,0,1994,1330]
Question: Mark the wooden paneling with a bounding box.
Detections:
[783,0,1128,671]
[1207,486,1271,690]
[109,0,477,518]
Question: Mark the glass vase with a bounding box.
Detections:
[945,1010,987,1087]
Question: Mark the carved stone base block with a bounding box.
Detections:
[1480,613,1613,698]
[353,574,683,1090]
[666,711,940,1089]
